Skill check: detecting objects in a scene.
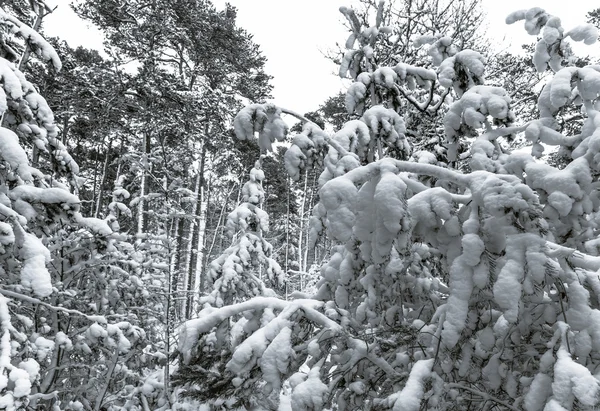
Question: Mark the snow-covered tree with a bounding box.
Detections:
[177,3,600,410]
[0,5,175,410]
[74,0,273,323]
[174,150,285,408]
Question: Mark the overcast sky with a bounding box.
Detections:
[43,1,597,114]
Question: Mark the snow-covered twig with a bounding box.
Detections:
[479,123,530,141]
[30,391,59,401]
[0,288,107,322]
[447,383,519,411]
[392,82,436,113]
[280,107,355,159]
[546,241,600,271]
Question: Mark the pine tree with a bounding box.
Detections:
[74,0,273,322]
[175,153,285,408]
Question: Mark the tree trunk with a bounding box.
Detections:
[284,176,290,299]
[189,143,208,316]
[297,172,309,275]
[94,149,111,218]
[304,170,318,270]
[137,131,151,235]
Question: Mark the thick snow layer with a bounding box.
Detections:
[526,157,590,202]
[234,104,263,141]
[179,298,340,363]
[346,82,367,114]
[226,315,291,376]
[442,253,474,347]
[8,367,30,397]
[339,50,359,79]
[0,128,39,182]
[19,231,52,297]
[233,104,289,151]
[566,24,598,45]
[362,106,406,145]
[439,50,485,94]
[370,165,410,261]
[525,372,553,411]
[0,60,23,104]
[17,359,39,383]
[290,364,328,410]
[506,8,549,35]
[361,106,410,158]
[387,359,434,411]
[55,331,73,350]
[34,336,54,361]
[413,34,458,66]
[408,187,453,230]
[0,222,14,252]
[319,176,357,242]
[444,86,513,150]
[9,185,80,207]
[74,214,113,236]
[333,120,370,159]
[552,347,600,407]
[469,171,537,217]
[260,326,293,394]
[284,127,327,180]
[0,9,61,70]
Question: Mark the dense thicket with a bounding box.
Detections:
[0,0,274,409]
[177,2,600,411]
[4,0,600,410]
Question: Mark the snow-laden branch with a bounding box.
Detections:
[179,297,341,363]
[340,157,470,186]
[0,288,107,323]
[546,241,600,271]
[0,7,61,70]
[392,82,436,113]
[479,123,530,141]
[280,107,355,159]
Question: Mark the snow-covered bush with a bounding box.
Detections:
[176,3,600,411]
[0,6,168,410]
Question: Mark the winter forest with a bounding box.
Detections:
[5,0,600,410]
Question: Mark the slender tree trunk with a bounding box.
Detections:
[182,174,200,289]
[91,152,100,215]
[95,350,119,410]
[285,176,290,299]
[190,143,208,315]
[305,171,318,269]
[164,259,173,408]
[203,182,236,291]
[192,185,207,303]
[182,172,202,319]
[297,172,309,278]
[137,131,151,235]
[169,217,180,295]
[39,305,61,394]
[94,149,111,218]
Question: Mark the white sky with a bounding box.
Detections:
[43,0,597,114]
